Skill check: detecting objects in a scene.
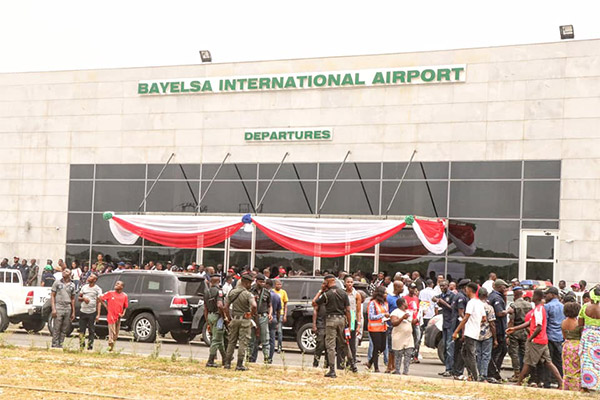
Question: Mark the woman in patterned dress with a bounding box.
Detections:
[579,286,600,392]
[561,301,582,391]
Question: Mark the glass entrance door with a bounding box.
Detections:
[518,229,559,282]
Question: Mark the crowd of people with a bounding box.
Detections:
[3,254,599,392]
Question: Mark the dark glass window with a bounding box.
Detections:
[91,246,141,265]
[378,256,445,279]
[202,250,225,268]
[229,251,252,270]
[145,181,200,213]
[526,236,555,260]
[524,161,561,179]
[382,181,447,217]
[522,181,560,219]
[383,162,449,180]
[319,162,381,180]
[380,229,428,258]
[525,262,554,281]
[92,213,142,246]
[66,245,90,266]
[66,213,91,244]
[350,255,375,274]
[451,161,521,179]
[199,181,257,214]
[230,230,252,250]
[320,257,344,274]
[257,181,316,214]
[94,181,145,212]
[259,163,317,180]
[446,258,518,284]
[447,219,520,258]
[141,247,196,267]
[68,181,93,211]
[522,220,559,229]
[96,164,145,180]
[450,181,520,218]
[255,251,313,274]
[318,181,380,215]
[202,164,256,180]
[147,164,200,180]
[70,165,94,179]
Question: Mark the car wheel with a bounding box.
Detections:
[296,322,317,354]
[170,330,196,344]
[202,321,211,346]
[47,314,74,337]
[132,312,157,343]
[436,333,446,363]
[0,307,9,332]
[22,319,46,333]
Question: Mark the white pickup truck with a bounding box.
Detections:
[0,268,51,332]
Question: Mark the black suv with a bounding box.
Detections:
[44,271,208,344]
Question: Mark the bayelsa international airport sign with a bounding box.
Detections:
[137,64,466,95]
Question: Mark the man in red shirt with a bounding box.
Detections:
[101,280,128,351]
[404,283,421,363]
[506,289,563,389]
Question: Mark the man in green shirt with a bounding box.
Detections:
[223,273,257,371]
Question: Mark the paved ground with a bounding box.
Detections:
[2,324,511,380]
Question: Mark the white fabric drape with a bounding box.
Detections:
[251,216,404,243]
[109,214,242,244]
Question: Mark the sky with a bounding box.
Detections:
[0,0,598,73]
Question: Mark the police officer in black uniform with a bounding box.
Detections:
[249,274,272,363]
[312,274,356,378]
[204,274,226,367]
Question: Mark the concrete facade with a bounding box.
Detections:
[0,39,599,283]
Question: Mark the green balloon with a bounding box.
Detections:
[404,215,415,225]
[102,212,113,221]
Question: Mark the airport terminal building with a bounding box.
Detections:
[1,39,599,284]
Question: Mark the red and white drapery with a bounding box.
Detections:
[104,212,447,257]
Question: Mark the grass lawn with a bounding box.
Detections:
[0,342,594,400]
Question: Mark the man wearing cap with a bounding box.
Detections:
[487,279,509,382]
[313,274,356,378]
[507,286,532,381]
[543,286,564,387]
[223,273,257,371]
[249,274,272,364]
[451,279,470,378]
[115,261,126,272]
[204,274,226,367]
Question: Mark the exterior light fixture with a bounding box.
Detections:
[559,25,574,40]
[199,50,212,63]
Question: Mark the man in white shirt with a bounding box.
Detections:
[482,272,497,294]
[387,273,409,296]
[452,282,485,381]
[419,279,437,328]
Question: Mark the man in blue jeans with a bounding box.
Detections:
[266,279,281,363]
[432,280,456,377]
